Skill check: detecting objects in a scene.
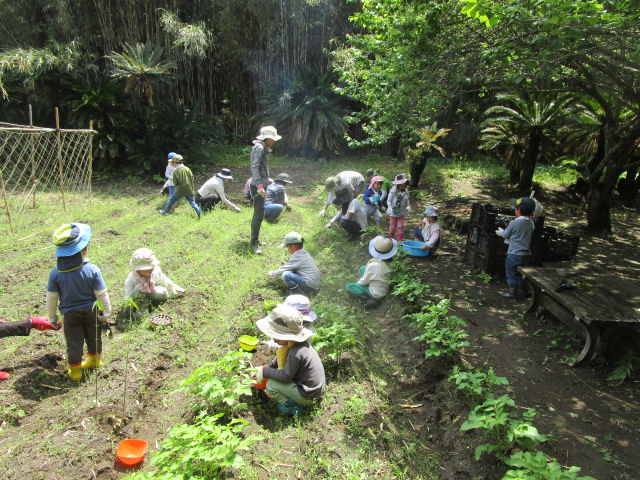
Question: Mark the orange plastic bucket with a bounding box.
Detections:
[116,439,148,466]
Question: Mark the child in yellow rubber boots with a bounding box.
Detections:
[0,316,56,380]
[255,305,325,415]
[46,223,112,381]
[124,248,185,313]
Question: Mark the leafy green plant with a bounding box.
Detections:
[124,413,261,480]
[406,299,469,359]
[448,366,510,403]
[502,451,596,480]
[607,347,640,382]
[476,271,492,284]
[461,397,547,460]
[177,350,253,415]
[315,322,357,365]
[1,404,26,426]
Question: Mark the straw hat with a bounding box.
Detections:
[368,235,398,260]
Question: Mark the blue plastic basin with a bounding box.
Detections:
[402,240,430,257]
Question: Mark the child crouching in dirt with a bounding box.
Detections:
[345,235,398,309]
[254,305,325,415]
[413,206,441,255]
[46,223,112,381]
[124,248,185,312]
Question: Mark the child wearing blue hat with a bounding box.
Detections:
[413,206,441,254]
[46,223,112,381]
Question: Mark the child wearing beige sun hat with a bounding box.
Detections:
[254,305,325,415]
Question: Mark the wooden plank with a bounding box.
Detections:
[519,265,640,325]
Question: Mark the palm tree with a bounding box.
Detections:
[405,123,451,187]
[480,121,526,184]
[260,66,349,158]
[107,43,177,108]
[483,92,573,192]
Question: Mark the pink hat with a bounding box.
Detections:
[369,175,383,189]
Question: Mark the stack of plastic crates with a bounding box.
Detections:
[465,203,550,276]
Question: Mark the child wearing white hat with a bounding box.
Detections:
[345,235,398,309]
[124,248,185,309]
[268,232,320,296]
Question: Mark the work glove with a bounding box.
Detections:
[29,316,56,331]
[406,206,411,213]
[319,209,326,218]
[257,185,266,197]
[260,339,281,352]
[495,227,504,237]
[324,222,333,229]
[268,270,278,278]
[255,365,265,383]
[372,195,380,203]
[379,206,387,213]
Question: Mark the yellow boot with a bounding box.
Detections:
[67,364,83,382]
[81,353,103,369]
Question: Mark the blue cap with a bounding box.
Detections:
[168,152,177,160]
[52,223,92,257]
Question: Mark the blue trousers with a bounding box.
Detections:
[162,193,201,215]
[264,204,284,222]
[505,254,529,287]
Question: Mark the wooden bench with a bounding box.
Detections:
[518,264,640,366]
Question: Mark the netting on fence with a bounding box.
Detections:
[0,122,94,231]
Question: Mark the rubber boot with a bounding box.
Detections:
[276,398,305,415]
[81,353,103,369]
[500,286,519,299]
[364,298,381,310]
[251,240,262,254]
[67,364,83,382]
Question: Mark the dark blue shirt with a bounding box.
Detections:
[47,260,106,314]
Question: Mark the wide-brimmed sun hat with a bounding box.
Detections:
[369,235,398,260]
[424,206,439,217]
[284,294,317,322]
[217,168,233,180]
[332,185,354,205]
[392,173,409,185]
[130,248,161,271]
[510,197,536,216]
[256,126,282,142]
[256,305,313,342]
[52,223,92,258]
[279,231,304,248]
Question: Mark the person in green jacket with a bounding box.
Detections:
[158,154,202,218]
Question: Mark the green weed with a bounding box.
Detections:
[448,366,510,403]
[502,451,596,480]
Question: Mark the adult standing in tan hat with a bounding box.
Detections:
[254,305,325,415]
[249,126,282,254]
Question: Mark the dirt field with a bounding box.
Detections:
[0,160,638,480]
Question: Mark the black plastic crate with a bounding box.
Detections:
[477,232,508,257]
[464,242,476,265]
[546,230,580,261]
[478,204,516,234]
[529,232,550,266]
[467,223,481,245]
[474,252,506,276]
[470,203,483,225]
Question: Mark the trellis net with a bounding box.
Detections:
[0,122,94,233]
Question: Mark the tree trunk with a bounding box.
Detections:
[517,126,542,192]
[585,181,613,231]
[409,152,429,188]
[509,167,521,184]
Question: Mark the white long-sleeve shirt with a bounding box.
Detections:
[358,258,392,299]
[197,176,240,211]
